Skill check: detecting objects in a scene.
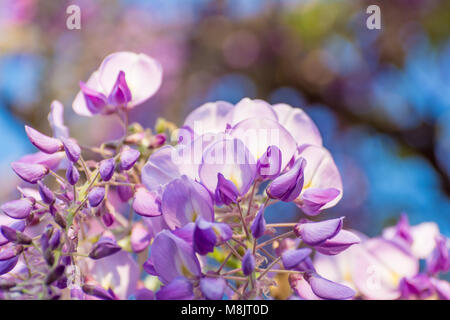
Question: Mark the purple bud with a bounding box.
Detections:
[1,198,33,219]
[117,183,133,203]
[0,221,25,246]
[294,217,344,246]
[257,145,282,180]
[0,245,23,261]
[0,257,19,276]
[101,210,115,227]
[267,157,306,202]
[45,265,65,285]
[11,161,49,184]
[250,205,266,239]
[132,187,161,217]
[0,226,32,245]
[108,70,132,106]
[99,158,115,182]
[61,137,81,163]
[88,236,121,259]
[82,283,116,300]
[25,125,63,154]
[49,229,61,250]
[44,248,55,266]
[79,82,108,114]
[242,250,255,276]
[119,147,140,171]
[53,209,67,229]
[38,181,55,205]
[88,187,105,207]
[66,163,80,185]
[193,218,232,255]
[281,248,312,270]
[56,276,68,289]
[214,173,239,206]
[150,133,166,148]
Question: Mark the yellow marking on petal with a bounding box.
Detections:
[191,211,198,222]
[180,264,194,279]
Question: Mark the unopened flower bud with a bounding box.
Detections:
[88,187,105,207]
[45,265,65,285]
[99,158,115,182]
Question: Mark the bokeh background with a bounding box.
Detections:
[0,0,449,237]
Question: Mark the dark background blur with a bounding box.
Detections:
[0,0,449,236]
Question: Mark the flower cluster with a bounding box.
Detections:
[0,51,448,300]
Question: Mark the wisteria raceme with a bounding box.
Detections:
[0,51,448,301]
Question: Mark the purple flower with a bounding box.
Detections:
[48,100,69,139]
[99,158,115,181]
[119,147,140,171]
[399,274,434,299]
[199,138,257,197]
[393,213,414,245]
[314,230,361,255]
[294,217,344,246]
[161,175,213,230]
[25,125,63,154]
[66,163,80,185]
[131,222,151,253]
[156,277,194,300]
[267,157,306,202]
[272,103,323,147]
[427,235,450,275]
[108,70,132,106]
[214,173,240,206]
[242,250,255,276]
[229,116,297,171]
[228,98,278,126]
[38,181,55,205]
[146,230,201,284]
[250,206,266,239]
[293,145,342,215]
[1,198,34,219]
[183,101,233,135]
[79,81,109,114]
[256,146,282,180]
[199,277,226,300]
[60,137,81,163]
[11,161,49,184]
[193,218,232,255]
[89,236,121,259]
[349,238,419,300]
[132,187,161,217]
[281,248,312,270]
[88,187,105,207]
[305,272,355,300]
[73,52,162,116]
